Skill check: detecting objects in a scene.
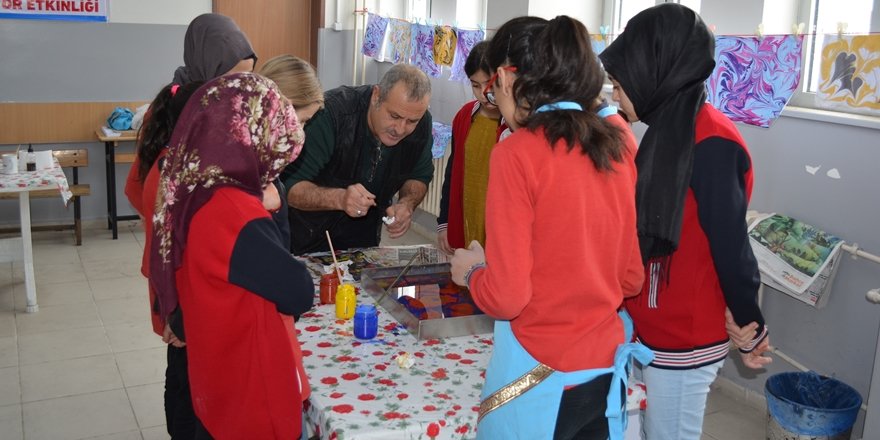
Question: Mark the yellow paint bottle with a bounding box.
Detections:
[335,283,356,319]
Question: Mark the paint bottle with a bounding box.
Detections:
[335,283,356,319]
[319,273,340,305]
[353,304,378,340]
[26,145,36,172]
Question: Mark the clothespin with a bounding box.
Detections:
[836,21,848,37]
[756,23,764,39]
[709,24,717,33]
[792,22,805,37]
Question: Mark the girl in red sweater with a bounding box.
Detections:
[451,15,650,439]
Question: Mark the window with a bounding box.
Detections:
[612,0,701,34]
[804,0,875,92]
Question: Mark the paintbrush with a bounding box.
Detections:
[324,231,345,282]
[374,248,422,306]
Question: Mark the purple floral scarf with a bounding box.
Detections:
[150,72,305,318]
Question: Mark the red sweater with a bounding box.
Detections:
[178,187,313,439]
[124,152,166,336]
[625,104,765,369]
[469,115,643,372]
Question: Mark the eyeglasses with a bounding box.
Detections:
[483,66,518,106]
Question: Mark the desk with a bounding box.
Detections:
[0,164,72,312]
[297,248,645,439]
[95,128,139,239]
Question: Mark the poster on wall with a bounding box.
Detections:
[816,34,880,116]
[0,0,108,22]
[707,35,804,128]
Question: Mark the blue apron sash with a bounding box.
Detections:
[477,311,653,439]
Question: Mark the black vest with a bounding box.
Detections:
[290,85,432,254]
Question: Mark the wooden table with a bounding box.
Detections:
[95,128,139,239]
[0,163,72,312]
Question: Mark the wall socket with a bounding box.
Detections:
[333,21,343,31]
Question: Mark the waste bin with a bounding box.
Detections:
[765,371,862,440]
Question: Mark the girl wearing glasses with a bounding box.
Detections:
[436,41,506,255]
[450,15,649,439]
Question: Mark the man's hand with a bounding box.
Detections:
[385,203,413,238]
[342,184,376,218]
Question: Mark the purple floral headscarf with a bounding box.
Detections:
[150,72,305,318]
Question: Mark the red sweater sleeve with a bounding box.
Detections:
[124,156,145,217]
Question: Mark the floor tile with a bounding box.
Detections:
[32,245,81,267]
[15,302,101,335]
[84,430,144,440]
[0,336,17,368]
[13,280,92,309]
[141,425,170,440]
[127,382,165,429]
[116,347,165,387]
[0,285,13,312]
[0,311,14,337]
[90,276,147,302]
[20,354,123,402]
[77,242,141,265]
[22,389,137,440]
[0,404,23,440]
[105,322,165,353]
[703,390,766,440]
[96,296,151,327]
[18,326,110,365]
[13,262,88,286]
[0,366,20,406]
[83,258,143,281]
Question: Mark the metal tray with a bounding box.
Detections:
[360,263,494,340]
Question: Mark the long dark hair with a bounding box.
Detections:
[487,15,624,172]
[135,81,204,182]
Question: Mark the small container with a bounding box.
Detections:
[335,283,356,319]
[353,304,378,340]
[25,144,36,172]
[319,273,340,305]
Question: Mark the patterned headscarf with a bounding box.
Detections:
[172,13,256,85]
[150,72,305,318]
[599,4,715,263]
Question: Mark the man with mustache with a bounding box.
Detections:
[282,64,434,254]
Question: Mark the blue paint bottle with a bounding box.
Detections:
[353,304,378,340]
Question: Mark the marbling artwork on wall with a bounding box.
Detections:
[817,34,880,116]
[432,122,453,158]
[411,23,441,77]
[433,25,457,66]
[707,35,804,128]
[449,28,485,82]
[387,19,413,64]
[361,13,389,59]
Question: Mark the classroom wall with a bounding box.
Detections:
[0,2,211,226]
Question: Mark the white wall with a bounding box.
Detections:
[109,0,211,25]
[528,0,603,31]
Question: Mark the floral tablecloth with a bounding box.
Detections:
[0,161,72,204]
[297,249,646,440]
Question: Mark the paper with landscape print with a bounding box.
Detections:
[361,13,389,58]
[411,23,442,77]
[817,34,880,116]
[707,35,804,128]
[748,213,843,307]
[387,19,413,64]
[433,25,457,66]
[449,28,485,82]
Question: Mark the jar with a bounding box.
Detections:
[353,304,378,340]
[319,273,340,305]
[335,283,356,319]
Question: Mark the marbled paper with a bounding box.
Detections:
[433,25,457,66]
[387,19,413,64]
[361,13,389,58]
[707,35,804,128]
[449,28,485,82]
[411,23,441,77]
[817,34,880,116]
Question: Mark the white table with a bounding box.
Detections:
[0,163,71,312]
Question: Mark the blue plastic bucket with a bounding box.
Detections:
[765,372,862,439]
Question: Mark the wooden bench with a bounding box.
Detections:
[0,149,91,245]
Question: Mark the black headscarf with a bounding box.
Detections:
[599,3,715,263]
[172,13,256,85]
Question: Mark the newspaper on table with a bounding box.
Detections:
[747,212,844,308]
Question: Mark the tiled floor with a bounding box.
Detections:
[0,221,766,439]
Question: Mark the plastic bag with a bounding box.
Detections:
[107,107,134,131]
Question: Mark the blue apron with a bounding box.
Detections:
[477,311,653,440]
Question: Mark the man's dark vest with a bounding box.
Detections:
[289,85,432,254]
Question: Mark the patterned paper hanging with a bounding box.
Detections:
[816,34,880,116]
[433,25,458,67]
[362,13,389,58]
[387,19,413,64]
[590,34,607,56]
[432,122,453,158]
[449,28,486,82]
[411,23,442,78]
[707,35,804,128]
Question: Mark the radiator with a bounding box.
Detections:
[421,154,449,218]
